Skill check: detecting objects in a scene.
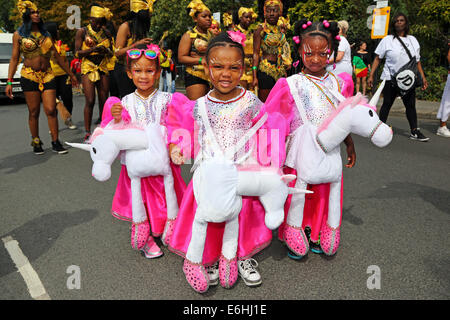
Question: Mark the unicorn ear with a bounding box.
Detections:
[65,142,92,152]
[369,80,386,107]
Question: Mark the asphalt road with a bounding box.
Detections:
[0,94,449,301]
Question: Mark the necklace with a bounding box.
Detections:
[134,88,157,101]
[301,71,336,109]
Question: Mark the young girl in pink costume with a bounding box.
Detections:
[101,43,187,258]
[166,31,283,293]
[264,20,356,259]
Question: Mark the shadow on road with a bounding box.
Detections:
[0,209,98,278]
[370,182,450,215]
[0,150,54,174]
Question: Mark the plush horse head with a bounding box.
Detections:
[316,80,393,153]
[66,125,148,182]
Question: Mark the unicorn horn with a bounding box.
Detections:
[369,80,386,107]
[65,142,91,152]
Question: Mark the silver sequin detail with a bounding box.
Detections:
[193,88,263,161]
[121,90,172,126]
[289,72,343,133]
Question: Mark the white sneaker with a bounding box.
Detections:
[206,262,219,286]
[436,126,450,137]
[65,118,77,130]
[238,258,262,287]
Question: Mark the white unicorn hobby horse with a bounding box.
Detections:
[66,121,179,252]
[284,79,393,257]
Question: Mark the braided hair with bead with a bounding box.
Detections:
[291,19,340,74]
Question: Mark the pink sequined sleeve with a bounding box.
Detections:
[100,96,131,128]
[338,72,355,98]
[257,78,297,168]
[166,94,196,159]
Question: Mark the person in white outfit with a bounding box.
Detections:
[436,42,450,137]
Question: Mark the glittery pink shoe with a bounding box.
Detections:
[142,236,163,259]
[320,223,340,256]
[219,255,238,289]
[183,259,209,293]
[131,221,150,250]
[283,224,309,257]
[161,218,176,247]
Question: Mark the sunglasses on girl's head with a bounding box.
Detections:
[126,48,159,60]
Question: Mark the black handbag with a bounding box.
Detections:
[391,36,423,96]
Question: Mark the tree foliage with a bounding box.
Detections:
[1,0,448,100]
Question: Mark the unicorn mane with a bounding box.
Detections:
[317,94,369,135]
[88,122,145,144]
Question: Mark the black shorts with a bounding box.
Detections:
[257,69,277,90]
[184,71,209,88]
[20,76,56,92]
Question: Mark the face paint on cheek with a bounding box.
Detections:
[302,43,312,62]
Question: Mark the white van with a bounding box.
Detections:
[0,33,23,98]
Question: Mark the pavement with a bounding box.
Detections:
[379,98,441,120]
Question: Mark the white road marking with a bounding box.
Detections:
[2,236,51,300]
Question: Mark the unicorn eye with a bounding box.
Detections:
[92,147,97,154]
[369,110,374,117]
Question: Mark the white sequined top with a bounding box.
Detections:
[289,72,343,133]
[193,87,263,161]
[285,72,343,168]
[121,90,172,126]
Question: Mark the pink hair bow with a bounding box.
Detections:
[293,60,300,68]
[147,43,161,56]
[227,30,246,47]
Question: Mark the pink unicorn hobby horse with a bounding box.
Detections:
[281,79,393,257]
[67,96,185,258]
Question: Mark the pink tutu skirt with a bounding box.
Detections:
[168,181,273,266]
[111,163,186,237]
[278,167,343,243]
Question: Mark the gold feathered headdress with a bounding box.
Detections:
[238,7,257,20]
[90,6,113,20]
[130,0,156,14]
[187,0,210,18]
[17,0,38,15]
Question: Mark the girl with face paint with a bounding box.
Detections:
[100,43,188,260]
[166,32,279,293]
[264,20,356,259]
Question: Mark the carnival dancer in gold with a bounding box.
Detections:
[74,3,114,142]
[233,7,258,90]
[114,0,155,98]
[178,0,213,100]
[253,0,292,102]
[6,1,77,154]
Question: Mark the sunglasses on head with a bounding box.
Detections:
[126,48,159,60]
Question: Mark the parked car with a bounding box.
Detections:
[0,33,23,99]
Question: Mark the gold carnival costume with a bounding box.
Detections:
[16,1,55,91]
[258,0,292,81]
[79,6,113,82]
[186,0,212,82]
[234,7,258,83]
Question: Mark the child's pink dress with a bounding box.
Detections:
[264,72,353,243]
[101,90,188,237]
[165,88,279,266]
